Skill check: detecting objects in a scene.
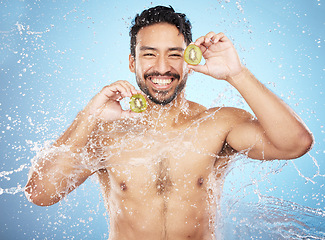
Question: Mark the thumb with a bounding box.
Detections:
[188,64,209,76]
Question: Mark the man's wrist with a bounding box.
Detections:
[226,66,250,86]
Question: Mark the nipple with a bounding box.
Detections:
[120,182,127,191]
[198,177,204,186]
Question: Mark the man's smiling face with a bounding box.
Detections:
[129,23,189,105]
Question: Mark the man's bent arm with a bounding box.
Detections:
[225,68,314,160]
[25,80,140,206]
[190,32,313,160]
[25,111,97,206]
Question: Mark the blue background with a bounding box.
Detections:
[0,0,324,239]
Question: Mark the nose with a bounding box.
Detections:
[154,54,171,74]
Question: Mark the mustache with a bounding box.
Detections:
[144,71,180,80]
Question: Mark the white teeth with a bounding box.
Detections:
[150,78,172,85]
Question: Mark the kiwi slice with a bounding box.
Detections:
[129,94,147,113]
[184,45,202,65]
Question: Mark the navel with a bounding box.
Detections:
[197,177,204,186]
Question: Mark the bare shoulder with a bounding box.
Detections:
[186,100,208,116]
[204,106,255,123]
[185,101,254,125]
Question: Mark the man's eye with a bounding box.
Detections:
[170,54,182,58]
[143,53,155,57]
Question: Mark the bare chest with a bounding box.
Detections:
[98,128,222,196]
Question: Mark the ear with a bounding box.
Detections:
[129,54,135,73]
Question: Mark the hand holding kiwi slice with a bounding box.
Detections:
[184,44,202,65]
[129,94,147,113]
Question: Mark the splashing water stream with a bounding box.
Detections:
[1,0,324,239]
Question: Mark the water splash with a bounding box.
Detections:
[1,0,324,239]
[218,195,325,239]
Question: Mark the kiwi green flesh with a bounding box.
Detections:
[184,45,202,65]
[130,94,147,113]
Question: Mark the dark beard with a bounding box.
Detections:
[136,71,188,106]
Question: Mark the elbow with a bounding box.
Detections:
[24,182,59,207]
[24,183,44,206]
[289,129,314,159]
[24,170,63,207]
[299,130,314,156]
[274,129,314,160]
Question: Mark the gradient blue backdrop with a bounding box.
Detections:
[0,0,324,239]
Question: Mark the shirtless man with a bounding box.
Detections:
[25,6,314,240]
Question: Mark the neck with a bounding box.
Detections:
[143,92,188,128]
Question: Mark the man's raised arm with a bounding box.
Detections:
[189,32,314,160]
[25,81,140,206]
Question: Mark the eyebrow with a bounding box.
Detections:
[139,46,184,52]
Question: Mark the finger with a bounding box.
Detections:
[120,81,140,97]
[114,80,135,97]
[104,84,128,99]
[194,36,210,53]
[117,80,144,96]
[194,36,205,46]
[211,32,227,44]
[188,64,209,76]
[130,84,141,96]
[193,32,216,53]
[109,80,138,99]
[189,40,208,55]
[204,31,217,44]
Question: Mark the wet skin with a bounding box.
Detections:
[25,22,313,240]
[93,24,231,239]
[93,102,232,240]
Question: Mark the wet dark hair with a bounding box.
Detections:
[129,5,192,57]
